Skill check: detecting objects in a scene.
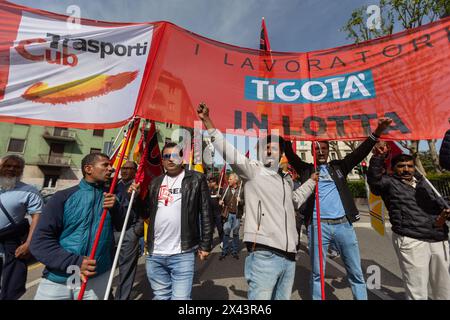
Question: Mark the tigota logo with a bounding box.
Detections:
[15,33,149,67]
[245,70,375,104]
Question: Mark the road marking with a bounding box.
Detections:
[25,278,41,289]
[27,262,43,271]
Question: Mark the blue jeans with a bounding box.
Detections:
[244,250,296,300]
[308,220,367,300]
[222,213,240,255]
[34,270,109,300]
[145,251,195,300]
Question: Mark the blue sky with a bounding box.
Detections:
[9,0,441,152]
[11,0,383,52]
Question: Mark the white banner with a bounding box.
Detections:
[0,10,153,127]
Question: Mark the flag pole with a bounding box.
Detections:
[306,47,325,300]
[236,180,243,207]
[108,124,127,158]
[77,117,137,300]
[104,189,137,300]
[312,141,326,300]
[217,164,226,196]
[415,166,450,210]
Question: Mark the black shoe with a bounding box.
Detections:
[219,254,226,261]
[232,253,239,260]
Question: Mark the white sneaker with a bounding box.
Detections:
[220,242,223,249]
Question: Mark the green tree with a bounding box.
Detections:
[341,0,448,174]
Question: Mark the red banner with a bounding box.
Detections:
[136,19,450,141]
[0,2,449,140]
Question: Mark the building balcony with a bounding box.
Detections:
[42,127,77,142]
[37,154,72,167]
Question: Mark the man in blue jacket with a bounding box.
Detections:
[31,153,125,300]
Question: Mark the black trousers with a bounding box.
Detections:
[115,225,141,300]
[0,239,27,300]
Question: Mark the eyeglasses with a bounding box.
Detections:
[162,153,181,160]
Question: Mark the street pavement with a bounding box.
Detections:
[21,204,405,300]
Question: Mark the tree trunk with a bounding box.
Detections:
[329,141,343,160]
[427,139,442,173]
[343,141,360,153]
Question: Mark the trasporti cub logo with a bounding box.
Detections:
[15,33,149,67]
[13,33,148,104]
[245,70,376,104]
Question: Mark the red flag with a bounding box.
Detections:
[245,150,250,158]
[386,141,403,174]
[260,17,271,51]
[217,164,227,191]
[135,121,163,200]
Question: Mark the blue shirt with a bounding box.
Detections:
[313,165,345,219]
[0,181,43,229]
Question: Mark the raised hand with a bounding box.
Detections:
[374,117,393,137]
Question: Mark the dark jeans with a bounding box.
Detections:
[0,239,27,300]
[214,211,224,241]
[222,213,240,255]
[115,225,141,300]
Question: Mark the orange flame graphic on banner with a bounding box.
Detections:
[22,70,138,104]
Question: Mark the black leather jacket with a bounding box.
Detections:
[140,170,213,253]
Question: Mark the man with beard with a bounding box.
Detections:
[197,103,318,300]
[114,160,145,300]
[368,145,450,299]
[31,153,125,300]
[284,118,392,300]
[0,155,43,300]
[218,173,244,260]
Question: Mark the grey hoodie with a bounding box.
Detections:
[209,129,316,253]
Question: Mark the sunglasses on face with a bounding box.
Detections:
[162,153,181,160]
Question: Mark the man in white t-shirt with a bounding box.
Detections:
[131,142,213,300]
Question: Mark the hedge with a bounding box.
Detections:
[347,174,450,200]
[347,180,367,198]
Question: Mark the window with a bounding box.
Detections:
[331,152,337,160]
[168,102,175,112]
[90,148,101,154]
[93,129,104,137]
[165,123,173,129]
[300,152,306,161]
[43,175,58,188]
[7,138,25,153]
[103,141,113,155]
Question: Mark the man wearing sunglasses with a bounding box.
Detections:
[130,142,213,300]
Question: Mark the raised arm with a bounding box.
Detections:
[341,117,393,174]
[197,103,259,180]
[292,174,318,210]
[367,142,391,196]
[284,140,312,172]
